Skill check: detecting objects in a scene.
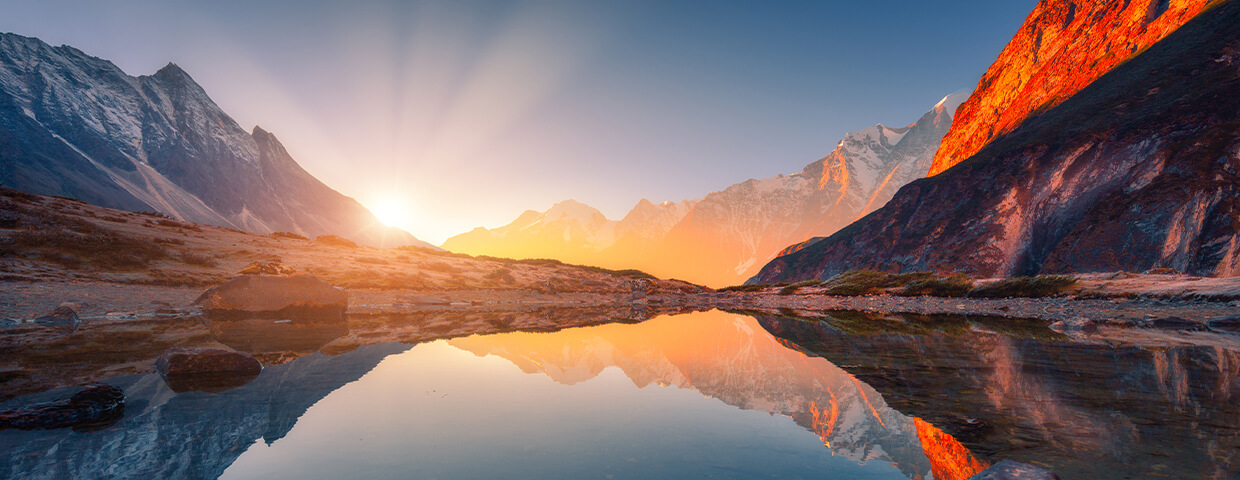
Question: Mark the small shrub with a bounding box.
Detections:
[485,268,516,284]
[901,274,973,297]
[821,270,934,296]
[718,284,778,293]
[315,234,358,248]
[50,195,86,204]
[179,253,218,267]
[271,231,309,241]
[423,261,460,273]
[968,275,1078,298]
[238,259,296,275]
[137,210,172,219]
[779,280,823,296]
[516,258,566,267]
[154,218,201,231]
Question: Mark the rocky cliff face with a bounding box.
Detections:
[928,0,1214,176]
[444,92,967,287]
[0,33,432,248]
[750,0,1240,283]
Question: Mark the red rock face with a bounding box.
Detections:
[750,1,1240,283]
[928,0,1213,176]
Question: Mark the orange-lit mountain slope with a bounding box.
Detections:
[928,0,1214,176]
[751,0,1240,283]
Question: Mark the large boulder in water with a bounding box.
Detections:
[0,384,124,431]
[194,273,347,320]
[155,347,263,393]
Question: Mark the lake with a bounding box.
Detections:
[2,309,1238,479]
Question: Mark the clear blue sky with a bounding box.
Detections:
[0,0,1035,243]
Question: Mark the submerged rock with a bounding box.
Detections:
[156,347,262,393]
[1149,316,1204,331]
[33,306,80,329]
[156,347,262,376]
[406,296,449,306]
[194,273,347,320]
[0,384,124,431]
[968,460,1060,480]
[1049,317,1097,334]
[1207,315,1240,333]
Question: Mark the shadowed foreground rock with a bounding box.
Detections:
[155,347,263,393]
[0,384,124,431]
[968,460,1060,480]
[194,273,347,320]
[33,307,80,329]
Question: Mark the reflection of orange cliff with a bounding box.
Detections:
[914,418,989,480]
[449,310,987,480]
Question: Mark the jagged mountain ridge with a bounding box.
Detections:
[443,92,969,287]
[928,0,1214,176]
[750,0,1240,283]
[0,32,433,248]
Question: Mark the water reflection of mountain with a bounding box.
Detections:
[449,310,987,480]
[753,312,1240,479]
[0,343,410,480]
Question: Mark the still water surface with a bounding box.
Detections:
[2,309,1239,479]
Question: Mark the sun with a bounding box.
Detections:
[368,197,409,227]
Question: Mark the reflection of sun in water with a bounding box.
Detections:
[368,197,409,227]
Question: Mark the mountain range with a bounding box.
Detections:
[0,33,433,249]
[449,311,988,480]
[751,0,1240,283]
[445,91,969,287]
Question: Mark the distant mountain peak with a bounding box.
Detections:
[445,91,963,286]
[933,90,971,119]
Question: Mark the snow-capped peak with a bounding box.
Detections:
[543,199,607,223]
[934,90,973,119]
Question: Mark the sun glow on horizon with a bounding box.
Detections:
[367,195,412,228]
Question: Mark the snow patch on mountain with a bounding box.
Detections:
[0,32,433,249]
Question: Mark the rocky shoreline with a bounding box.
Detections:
[4,276,1239,327]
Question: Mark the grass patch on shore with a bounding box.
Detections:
[718,283,787,293]
[821,270,934,296]
[779,280,823,295]
[967,275,1078,298]
[0,194,169,269]
[900,274,973,297]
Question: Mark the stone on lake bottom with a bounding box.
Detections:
[1049,316,1096,333]
[34,306,80,329]
[155,347,262,393]
[1206,315,1240,333]
[0,384,125,431]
